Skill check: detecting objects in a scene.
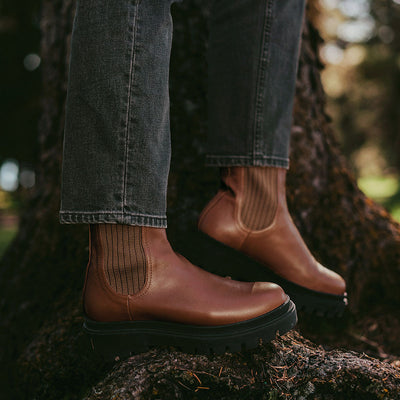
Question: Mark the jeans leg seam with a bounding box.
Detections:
[123,0,140,211]
[253,0,273,160]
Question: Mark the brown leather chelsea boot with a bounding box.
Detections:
[82,224,297,360]
[198,166,347,317]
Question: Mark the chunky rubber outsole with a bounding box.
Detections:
[83,298,297,361]
[190,232,347,318]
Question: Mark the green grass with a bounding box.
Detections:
[0,226,17,258]
[357,174,400,222]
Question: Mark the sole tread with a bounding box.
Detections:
[83,300,297,361]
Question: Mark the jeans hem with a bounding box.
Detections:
[59,211,167,227]
[205,155,289,169]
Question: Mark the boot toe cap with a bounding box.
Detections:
[252,281,288,313]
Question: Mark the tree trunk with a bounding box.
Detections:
[0,1,399,399]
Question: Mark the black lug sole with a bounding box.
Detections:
[188,232,347,318]
[83,298,297,361]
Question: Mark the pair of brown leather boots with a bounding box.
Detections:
[82,167,347,360]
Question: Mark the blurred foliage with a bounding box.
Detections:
[318,0,400,176]
[358,174,400,221]
[0,0,41,166]
[0,189,13,209]
[0,226,16,257]
[316,0,400,221]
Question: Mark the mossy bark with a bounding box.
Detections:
[0,1,399,399]
[83,331,400,400]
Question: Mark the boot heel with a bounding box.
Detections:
[190,231,279,282]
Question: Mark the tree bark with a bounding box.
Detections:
[288,17,400,315]
[0,1,399,399]
[83,331,400,400]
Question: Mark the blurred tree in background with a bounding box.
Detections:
[0,0,41,253]
[0,0,41,164]
[317,0,400,216]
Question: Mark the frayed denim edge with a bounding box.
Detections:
[205,155,289,169]
[59,211,167,227]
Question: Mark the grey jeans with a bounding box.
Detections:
[60,0,306,228]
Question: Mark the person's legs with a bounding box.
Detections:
[60,0,173,227]
[206,0,304,167]
[60,0,296,358]
[199,0,347,315]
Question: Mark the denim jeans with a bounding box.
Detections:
[59,0,306,228]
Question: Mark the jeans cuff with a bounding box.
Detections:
[205,155,289,169]
[59,211,167,227]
